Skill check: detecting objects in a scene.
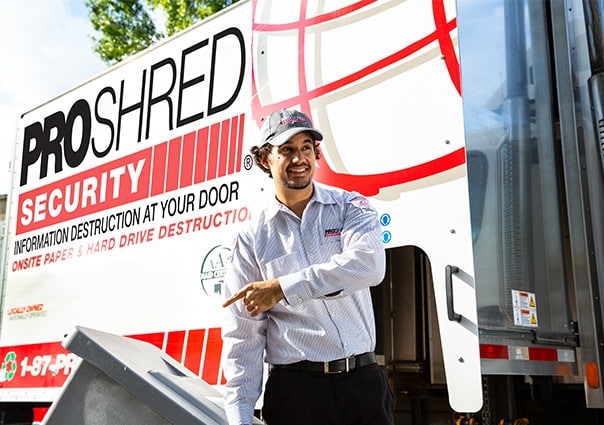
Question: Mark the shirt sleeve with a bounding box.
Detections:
[279,194,386,306]
[221,234,267,425]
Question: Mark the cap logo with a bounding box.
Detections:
[280,116,309,127]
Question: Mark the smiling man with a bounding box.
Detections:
[221,108,395,425]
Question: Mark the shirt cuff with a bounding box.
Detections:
[279,271,307,306]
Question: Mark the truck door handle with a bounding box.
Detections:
[445,265,462,322]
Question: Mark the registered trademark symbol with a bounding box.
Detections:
[244,154,253,170]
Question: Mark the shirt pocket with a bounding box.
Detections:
[262,250,307,278]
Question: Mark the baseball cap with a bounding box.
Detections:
[259,109,323,146]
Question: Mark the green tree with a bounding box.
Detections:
[87,0,239,65]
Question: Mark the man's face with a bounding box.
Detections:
[264,131,317,191]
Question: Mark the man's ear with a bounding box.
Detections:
[260,153,271,171]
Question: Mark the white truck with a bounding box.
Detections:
[2,0,604,423]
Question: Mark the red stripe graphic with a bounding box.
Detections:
[130,332,165,349]
[151,141,168,196]
[234,115,245,173]
[218,120,230,177]
[184,329,206,375]
[180,131,196,188]
[207,122,221,180]
[165,330,186,363]
[195,127,209,184]
[202,328,224,385]
[166,136,182,192]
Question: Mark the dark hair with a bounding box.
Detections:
[250,135,321,178]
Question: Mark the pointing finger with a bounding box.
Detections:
[222,289,246,308]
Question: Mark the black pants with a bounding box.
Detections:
[261,363,395,425]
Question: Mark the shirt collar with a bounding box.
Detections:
[264,183,336,221]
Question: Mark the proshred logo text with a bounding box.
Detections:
[20,27,245,187]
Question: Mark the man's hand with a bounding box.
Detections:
[222,279,284,317]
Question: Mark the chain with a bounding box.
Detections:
[481,375,492,425]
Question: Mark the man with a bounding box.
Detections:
[221,108,394,425]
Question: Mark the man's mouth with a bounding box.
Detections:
[288,166,308,174]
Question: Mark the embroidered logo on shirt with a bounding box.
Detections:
[324,228,342,237]
[350,196,372,210]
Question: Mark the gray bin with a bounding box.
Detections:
[42,326,262,425]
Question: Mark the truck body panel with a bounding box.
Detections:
[2,0,604,423]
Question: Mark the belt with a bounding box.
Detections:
[270,352,376,374]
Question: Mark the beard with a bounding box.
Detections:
[281,167,313,190]
[284,178,312,190]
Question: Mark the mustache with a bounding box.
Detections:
[287,160,311,169]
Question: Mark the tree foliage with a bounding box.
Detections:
[86,0,239,65]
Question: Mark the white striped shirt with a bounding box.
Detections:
[221,183,386,425]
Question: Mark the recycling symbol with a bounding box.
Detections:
[0,352,17,382]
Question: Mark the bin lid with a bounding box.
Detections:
[61,326,262,425]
